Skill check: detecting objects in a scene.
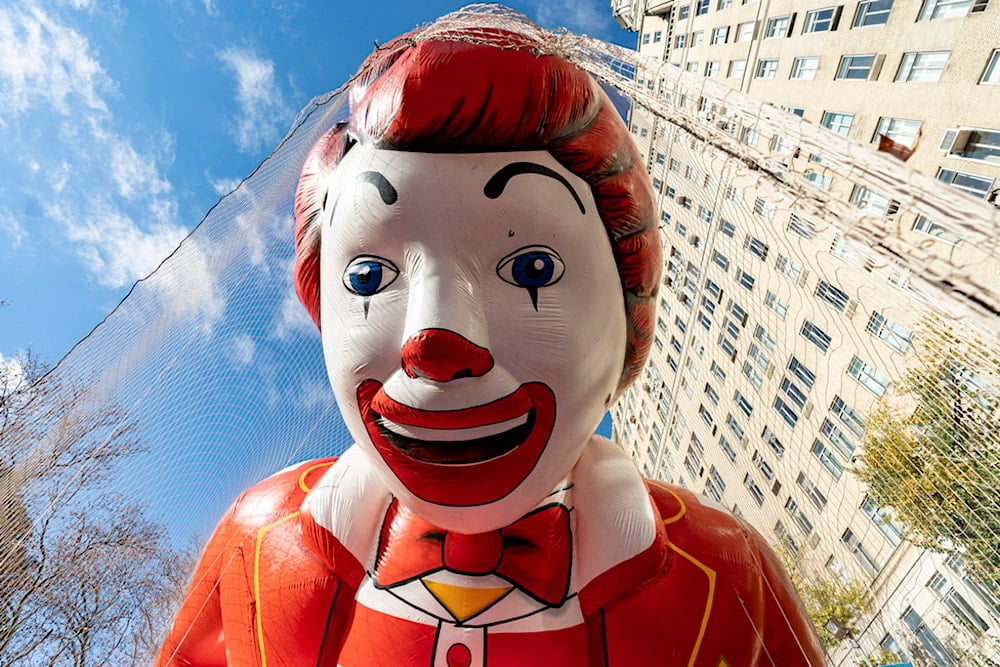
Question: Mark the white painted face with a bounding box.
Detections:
[319,146,626,533]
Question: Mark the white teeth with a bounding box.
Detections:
[378,413,529,442]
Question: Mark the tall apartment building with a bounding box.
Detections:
[608,0,1000,664]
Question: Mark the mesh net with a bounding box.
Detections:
[1,3,998,664]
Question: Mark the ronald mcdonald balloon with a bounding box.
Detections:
[157,11,825,666]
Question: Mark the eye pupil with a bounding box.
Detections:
[345,258,396,297]
[513,253,554,287]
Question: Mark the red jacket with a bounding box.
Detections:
[156,458,824,666]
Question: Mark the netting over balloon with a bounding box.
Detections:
[2,3,997,664]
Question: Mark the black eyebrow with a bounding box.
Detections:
[326,170,397,225]
[359,170,398,205]
[483,162,586,215]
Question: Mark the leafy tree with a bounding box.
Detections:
[0,350,189,665]
[773,542,872,649]
[855,315,1000,589]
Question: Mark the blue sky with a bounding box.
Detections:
[0,0,632,365]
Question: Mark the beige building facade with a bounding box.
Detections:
[609,0,1000,664]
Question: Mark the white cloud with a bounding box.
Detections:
[54,199,188,288]
[218,46,292,153]
[0,207,27,247]
[0,5,111,115]
[273,288,315,341]
[530,0,609,36]
[201,0,221,17]
[209,175,242,197]
[233,333,255,366]
[148,237,226,335]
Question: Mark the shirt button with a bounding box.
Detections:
[446,642,472,667]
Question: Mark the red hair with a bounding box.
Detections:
[294,25,661,392]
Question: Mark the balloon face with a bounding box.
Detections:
[319,146,626,532]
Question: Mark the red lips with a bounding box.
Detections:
[357,380,556,506]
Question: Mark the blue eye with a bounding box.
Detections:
[343,255,399,297]
[496,246,565,290]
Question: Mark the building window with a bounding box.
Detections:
[642,32,651,45]
[785,497,814,535]
[762,426,785,458]
[861,497,903,547]
[718,334,737,361]
[704,383,720,405]
[821,418,856,459]
[918,0,973,20]
[803,6,839,33]
[982,49,1000,84]
[773,396,799,427]
[752,450,774,482]
[866,312,913,353]
[726,413,746,440]
[912,215,960,244]
[742,361,764,389]
[786,214,815,240]
[790,56,820,80]
[764,291,788,319]
[813,440,845,479]
[765,15,791,37]
[705,466,726,502]
[710,360,727,383]
[705,61,721,77]
[848,356,890,396]
[678,4,691,19]
[711,25,730,44]
[896,51,950,82]
[815,280,850,312]
[780,376,808,409]
[936,168,994,199]
[939,127,1000,164]
[796,471,827,510]
[719,435,737,461]
[728,59,747,78]
[653,30,663,43]
[743,235,769,260]
[698,206,714,223]
[748,343,769,372]
[821,111,854,136]
[686,61,700,73]
[753,197,775,220]
[776,254,803,281]
[827,401,864,447]
[735,390,754,417]
[719,219,736,238]
[744,474,765,505]
[853,0,893,26]
[836,54,876,80]
[696,0,711,14]
[676,33,687,48]
[849,184,892,215]
[927,572,990,634]
[718,0,733,8]
[843,528,881,576]
[800,320,832,353]
[775,520,800,554]
[756,58,779,79]
[787,357,816,388]
[736,21,755,42]
[691,30,705,46]
[754,324,776,351]
[874,117,921,148]
[736,269,755,291]
[901,607,956,665]
[712,250,730,271]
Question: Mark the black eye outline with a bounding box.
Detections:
[496,245,565,311]
[342,255,400,297]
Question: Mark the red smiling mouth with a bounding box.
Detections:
[357,380,556,506]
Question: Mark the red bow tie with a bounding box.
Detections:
[374,501,572,606]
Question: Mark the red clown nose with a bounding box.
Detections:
[401,329,494,382]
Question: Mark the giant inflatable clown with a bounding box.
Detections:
[156,12,825,667]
